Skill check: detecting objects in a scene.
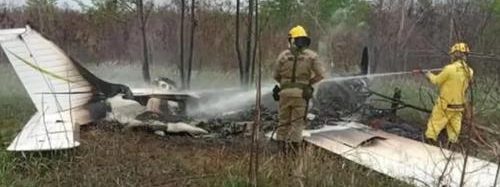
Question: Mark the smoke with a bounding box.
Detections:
[187,70,442,118]
[87,63,152,88]
[188,84,275,117]
[84,63,441,119]
[83,63,277,118]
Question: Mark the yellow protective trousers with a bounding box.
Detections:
[277,96,307,143]
[425,100,463,143]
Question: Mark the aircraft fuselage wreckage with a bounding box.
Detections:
[0,26,498,187]
[0,26,206,152]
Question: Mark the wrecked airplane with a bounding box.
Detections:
[0,26,207,151]
[0,26,498,187]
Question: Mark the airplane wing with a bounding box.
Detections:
[131,88,199,102]
[304,122,499,187]
[0,26,94,151]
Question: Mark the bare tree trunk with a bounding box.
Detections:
[250,0,259,85]
[235,0,244,85]
[179,0,186,89]
[187,0,196,89]
[249,1,260,184]
[449,0,455,46]
[397,1,405,45]
[397,1,406,71]
[244,0,254,86]
[138,0,151,83]
[249,37,262,187]
[249,19,262,187]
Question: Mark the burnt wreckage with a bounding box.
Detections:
[1,26,498,187]
[0,26,206,152]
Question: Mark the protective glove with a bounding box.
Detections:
[272,85,280,101]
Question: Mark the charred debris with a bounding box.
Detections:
[109,76,425,142]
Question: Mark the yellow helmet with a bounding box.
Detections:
[449,42,470,54]
[288,25,308,39]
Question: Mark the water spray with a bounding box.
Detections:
[190,68,444,116]
[188,84,274,116]
[321,68,442,83]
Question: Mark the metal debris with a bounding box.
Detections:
[125,80,424,142]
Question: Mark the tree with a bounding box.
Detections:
[82,0,153,82]
[242,0,263,86]
[235,0,244,85]
[250,0,259,84]
[136,0,153,83]
[26,0,58,34]
[244,0,255,86]
[186,0,197,89]
[179,0,186,88]
[259,0,299,27]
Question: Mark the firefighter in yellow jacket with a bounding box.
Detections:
[273,25,325,155]
[423,42,474,143]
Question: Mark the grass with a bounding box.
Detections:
[0,62,498,186]
[369,76,434,124]
[1,129,411,187]
[0,64,34,147]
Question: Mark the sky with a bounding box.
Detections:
[1,0,177,9]
[1,0,237,9]
[2,0,91,8]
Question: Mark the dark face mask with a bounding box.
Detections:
[289,36,311,50]
[451,52,467,62]
[295,37,311,48]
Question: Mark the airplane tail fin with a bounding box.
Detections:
[0,26,94,151]
[0,26,94,113]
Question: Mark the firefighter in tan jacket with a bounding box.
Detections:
[273,25,325,155]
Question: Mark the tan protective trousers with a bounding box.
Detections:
[277,96,307,143]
